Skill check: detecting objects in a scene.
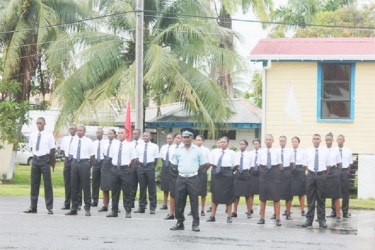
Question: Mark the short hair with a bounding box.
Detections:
[173,133,181,138]
[325,132,333,138]
[166,133,174,138]
[196,134,205,140]
[78,125,86,132]
[265,134,273,139]
[239,139,248,146]
[37,117,46,123]
[279,135,287,140]
[69,124,77,129]
[252,138,261,144]
[292,136,300,143]
[221,136,229,143]
[108,129,116,135]
[337,134,345,140]
[313,133,320,137]
[133,129,141,133]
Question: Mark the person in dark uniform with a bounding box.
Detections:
[207,136,236,223]
[302,134,329,228]
[206,139,221,213]
[159,133,174,210]
[290,136,306,216]
[92,128,107,207]
[336,134,353,218]
[60,124,77,210]
[24,117,56,215]
[65,125,95,216]
[232,140,253,219]
[106,128,137,218]
[98,129,117,212]
[134,132,159,214]
[164,133,183,220]
[257,134,282,226]
[248,138,261,217]
[130,129,143,208]
[325,133,342,222]
[169,128,208,232]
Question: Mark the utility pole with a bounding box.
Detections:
[135,0,144,130]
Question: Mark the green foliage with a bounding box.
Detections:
[244,71,262,108]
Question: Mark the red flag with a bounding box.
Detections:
[125,99,132,141]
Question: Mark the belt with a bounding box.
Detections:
[73,159,89,162]
[281,167,290,170]
[341,168,349,171]
[308,170,326,176]
[33,154,49,160]
[179,172,198,178]
[216,166,232,169]
[117,165,129,169]
[140,162,154,167]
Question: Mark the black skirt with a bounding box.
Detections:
[234,170,251,197]
[100,158,114,191]
[168,166,179,198]
[291,165,306,196]
[160,162,170,192]
[198,170,208,197]
[211,167,235,204]
[259,165,281,202]
[279,168,293,201]
[325,166,342,199]
[249,168,260,195]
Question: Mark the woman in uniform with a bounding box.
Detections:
[248,138,261,217]
[290,136,306,216]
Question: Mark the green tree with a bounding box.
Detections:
[244,71,262,108]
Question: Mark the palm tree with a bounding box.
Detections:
[49,0,248,135]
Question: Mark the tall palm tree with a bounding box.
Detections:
[49,0,247,135]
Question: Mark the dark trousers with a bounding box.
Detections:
[63,159,82,208]
[137,163,157,210]
[71,160,91,211]
[111,165,132,213]
[175,175,200,227]
[30,155,53,210]
[92,161,103,203]
[306,172,326,223]
[130,165,139,208]
[340,169,350,215]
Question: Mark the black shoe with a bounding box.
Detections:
[187,211,192,216]
[319,221,328,229]
[231,212,237,218]
[247,214,252,219]
[98,207,108,212]
[23,209,37,214]
[170,223,184,231]
[201,211,205,216]
[206,207,212,213]
[276,219,282,226]
[286,215,293,220]
[77,206,81,211]
[328,212,336,218]
[91,202,98,207]
[270,214,276,220]
[343,213,351,218]
[282,210,287,216]
[106,212,118,218]
[192,225,200,232]
[134,208,145,213]
[227,217,232,223]
[301,211,306,216]
[207,216,216,222]
[61,206,70,210]
[85,211,91,216]
[250,209,254,215]
[48,209,53,215]
[126,211,132,218]
[336,217,342,223]
[160,205,168,210]
[150,209,156,215]
[164,214,175,220]
[302,221,312,227]
[65,210,78,216]
[257,218,265,224]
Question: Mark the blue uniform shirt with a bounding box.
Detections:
[170,144,208,174]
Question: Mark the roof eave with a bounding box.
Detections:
[248,54,375,62]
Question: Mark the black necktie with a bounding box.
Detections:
[36,133,41,151]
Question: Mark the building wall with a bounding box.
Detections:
[264,62,375,154]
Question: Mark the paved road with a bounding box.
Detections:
[0,196,374,249]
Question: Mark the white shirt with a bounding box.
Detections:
[235,150,252,170]
[198,145,211,161]
[70,136,95,160]
[292,148,305,165]
[249,149,261,168]
[326,147,342,167]
[278,147,295,167]
[93,139,108,161]
[210,148,236,167]
[159,143,173,161]
[60,135,76,156]
[131,139,144,150]
[110,140,137,166]
[137,141,159,164]
[304,146,329,172]
[257,147,282,166]
[28,130,56,156]
[104,139,118,158]
[337,147,353,168]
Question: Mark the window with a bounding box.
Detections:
[202,130,237,140]
[318,63,355,122]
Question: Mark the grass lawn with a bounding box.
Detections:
[1,163,374,209]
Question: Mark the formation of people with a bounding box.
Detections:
[24,117,353,232]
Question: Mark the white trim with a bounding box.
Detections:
[249,54,375,61]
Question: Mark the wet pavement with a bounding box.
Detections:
[0,196,374,249]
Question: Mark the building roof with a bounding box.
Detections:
[249,38,375,61]
[146,99,262,129]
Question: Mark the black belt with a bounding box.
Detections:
[140,162,154,167]
[117,165,129,169]
[341,168,349,171]
[215,166,232,169]
[308,170,326,176]
[73,159,89,163]
[33,154,50,160]
[281,167,290,170]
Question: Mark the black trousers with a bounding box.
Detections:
[137,163,157,210]
[306,172,326,223]
[63,158,82,208]
[111,165,132,213]
[341,169,350,215]
[91,160,103,203]
[130,165,139,208]
[71,160,91,211]
[175,175,200,227]
[30,155,53,210]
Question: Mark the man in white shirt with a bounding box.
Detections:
[60,124,77,210]
[91,128,108,207]
[65,125,95,216]
[130,129,143,208]
[134,132,159,214]
[336,134,353,218]
[106,128,137,218]
[24,117,56,215]
[159,133,174,210]
[302,134,329,229]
